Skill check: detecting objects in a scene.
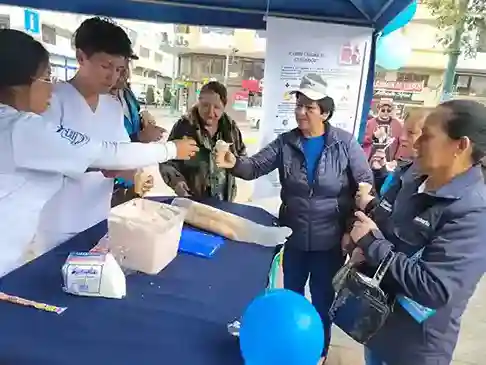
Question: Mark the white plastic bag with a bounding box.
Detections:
[171,198,291,247]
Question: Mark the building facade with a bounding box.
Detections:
[165,25,265,120]
[373,2,486,117]
[0,5,177,99]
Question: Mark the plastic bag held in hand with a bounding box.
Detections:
[171,198,292,247]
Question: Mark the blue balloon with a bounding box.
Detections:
[376,31,412,70]
[240,289,324,365]
[382,1,417,36]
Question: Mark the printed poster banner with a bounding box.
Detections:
[252,17,373,200]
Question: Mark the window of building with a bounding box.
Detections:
[454,74,486,97]
[0,14,10,29]
[133,67,144,76]
[241,60,264,80]
[210,58,225,75]
[179,56,191,76]
[42,25,57,45]
[139,46,150,59]
[396,72,429,87]
[228,59,241,77]
[477,23,486,53]
[201,27,234,36]
[374,71,387,81]
[154,52,163,63]
[193,56,211,76]
[175,24,190,34]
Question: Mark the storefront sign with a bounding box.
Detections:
[241,79,263,93]
[232,91,249,111]
[374,89,413,101]
[374,80,424,92]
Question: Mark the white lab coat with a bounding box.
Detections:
[0,104,177,277]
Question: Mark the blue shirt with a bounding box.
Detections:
[302,135,325,184]
[115,88,142,189]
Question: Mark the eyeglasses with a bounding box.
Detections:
[380,108,392,113]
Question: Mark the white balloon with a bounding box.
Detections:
[376,30,412,70]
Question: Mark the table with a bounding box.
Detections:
[0,198,277,365]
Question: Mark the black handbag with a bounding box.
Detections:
[329,250,395,344]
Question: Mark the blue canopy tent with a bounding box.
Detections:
[2,0,414,137]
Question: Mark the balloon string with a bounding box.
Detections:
[263,0,271,21]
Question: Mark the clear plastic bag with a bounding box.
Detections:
[171,198,292,247]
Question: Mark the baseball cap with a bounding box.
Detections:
[290,73,328,101]
[379,99,393,108]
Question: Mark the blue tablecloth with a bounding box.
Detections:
[0,198,277,365]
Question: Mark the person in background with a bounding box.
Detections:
[109,58,165,206]
[0,29,197,277]
[370,108,430,195]
[362,100,403,161]
[216,73,373,364]
[34,17,197,255]
[159,81,247,201]
[353,100,486,365]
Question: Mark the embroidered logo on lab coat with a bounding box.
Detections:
[56,126,90,146]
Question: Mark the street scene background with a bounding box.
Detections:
[3,2,486,363]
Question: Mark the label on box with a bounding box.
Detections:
[63,252,106,295]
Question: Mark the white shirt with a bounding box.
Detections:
[36,83,130,252]
[0,105,98,277]
[0,95,177,278]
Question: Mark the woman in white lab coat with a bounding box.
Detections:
[0,29,198,277]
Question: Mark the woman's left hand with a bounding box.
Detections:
[140,110,156,126]
[350,211,379,244]
[135,171,154,196]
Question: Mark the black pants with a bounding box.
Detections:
[283,245,345,356]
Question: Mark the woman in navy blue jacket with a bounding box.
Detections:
[352,100,486,365]
[217,73,373,363]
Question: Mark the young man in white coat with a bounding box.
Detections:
[0,29,198,277]
[36,17,172,255]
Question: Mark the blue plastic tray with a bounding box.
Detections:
[178,227,225,258]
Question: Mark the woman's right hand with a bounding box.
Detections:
[216,151,237,169]
[173,137,199,160]
[356,182,375,211]
[174,181,191,197]
[370,149,387,170]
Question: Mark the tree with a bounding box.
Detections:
[422,0,486,98]
[145,86,155,105]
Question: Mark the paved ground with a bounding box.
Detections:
[147,106,486,365]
